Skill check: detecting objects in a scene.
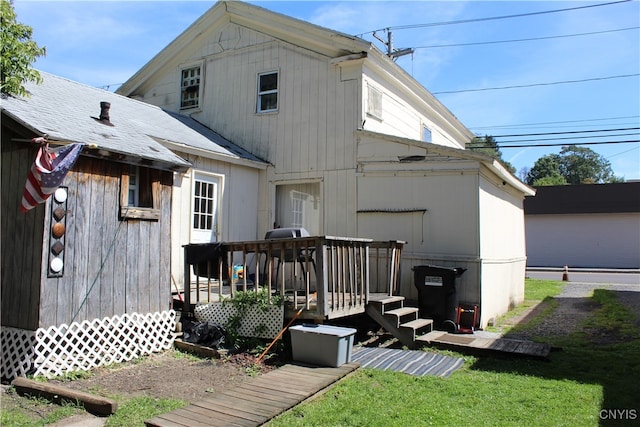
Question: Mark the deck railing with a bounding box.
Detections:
[181,237,404,320]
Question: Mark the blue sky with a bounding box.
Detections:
[13,0,640,180]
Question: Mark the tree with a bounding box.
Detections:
[1,0,46,97]
[525,146,620,186]
[466,135,516,174]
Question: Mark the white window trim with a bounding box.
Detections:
[179,62,204,111]
[257,70,279,113]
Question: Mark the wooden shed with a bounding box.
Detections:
[1,72,230,380]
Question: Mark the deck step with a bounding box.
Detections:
[368,295,405,305]
[384,307,418,318]
[400,318,433,331]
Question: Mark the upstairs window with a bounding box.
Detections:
[181,66,201,109]
[422,125,432,143]
[257,71,278,113]
[367,85,383,120]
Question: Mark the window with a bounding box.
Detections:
[422,125,432,143]
[180,66,201,109]
[367,85,383,119]
[193,180,216,232]
[257,71,278,113]
[120,165,160,220]
[128,165,139,205]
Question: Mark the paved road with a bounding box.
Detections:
[526,269,640,285]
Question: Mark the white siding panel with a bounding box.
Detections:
[526,213,640,269]
[479,174,527,260]
[170,154,261,289]
[362,67,466,149]
[323,170,357,236]
[357,172,478,257]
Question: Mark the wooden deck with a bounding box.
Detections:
[416,331,553,360]
[145,362,360,427]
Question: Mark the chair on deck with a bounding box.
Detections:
[263,228,316,284]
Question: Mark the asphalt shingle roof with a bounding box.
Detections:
[1,71,263,171]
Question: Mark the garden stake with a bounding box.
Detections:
[256,307,303,363]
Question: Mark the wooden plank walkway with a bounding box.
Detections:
[145,362,359,427]
[416,331,552,360]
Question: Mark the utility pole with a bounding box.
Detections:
[373,29,414,60]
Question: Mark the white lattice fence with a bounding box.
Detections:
[194,302,284,339]
[1,310,176,381]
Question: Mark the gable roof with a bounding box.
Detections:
[1,71,266,172]
[117,1,370,96]
[524,182,640,214]
[115,1,472,141]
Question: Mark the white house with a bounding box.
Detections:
[117,1,535,327]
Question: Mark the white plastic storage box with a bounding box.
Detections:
[289,324,357,367]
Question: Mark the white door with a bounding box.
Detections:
[191,172,221,243]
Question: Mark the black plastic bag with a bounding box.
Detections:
[182,320,226,349]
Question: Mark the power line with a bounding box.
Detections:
[432,73,639,95]
[495,133,639,144]
[414,26,639,49]
[607,145,640,159]
[469,140,640,148]
[470,116,640,130]
[490,127,640,138]
[360,0,630,35]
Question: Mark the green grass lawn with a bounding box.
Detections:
[268,279,640,427]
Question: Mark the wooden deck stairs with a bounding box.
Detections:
[365,295,553,359]
[365,295,434,349]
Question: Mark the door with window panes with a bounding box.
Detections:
[191,172,221,243]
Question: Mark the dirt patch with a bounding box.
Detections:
[46,350,275,402]
[3,282,638,425]
[0,349,279,425]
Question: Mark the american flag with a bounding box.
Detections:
[20,139,84,213]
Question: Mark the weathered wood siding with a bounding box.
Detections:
[1,132,45,330]
[1,136,173,329]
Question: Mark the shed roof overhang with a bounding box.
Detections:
[356,129,536,196]
[2,110,191,173]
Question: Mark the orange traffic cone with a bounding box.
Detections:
[562,265,569,281]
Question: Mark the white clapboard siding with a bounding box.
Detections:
[170,153,261,288]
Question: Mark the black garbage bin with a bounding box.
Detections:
[413,265,466,330]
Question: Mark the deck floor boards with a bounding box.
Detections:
[145,363,359,427]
